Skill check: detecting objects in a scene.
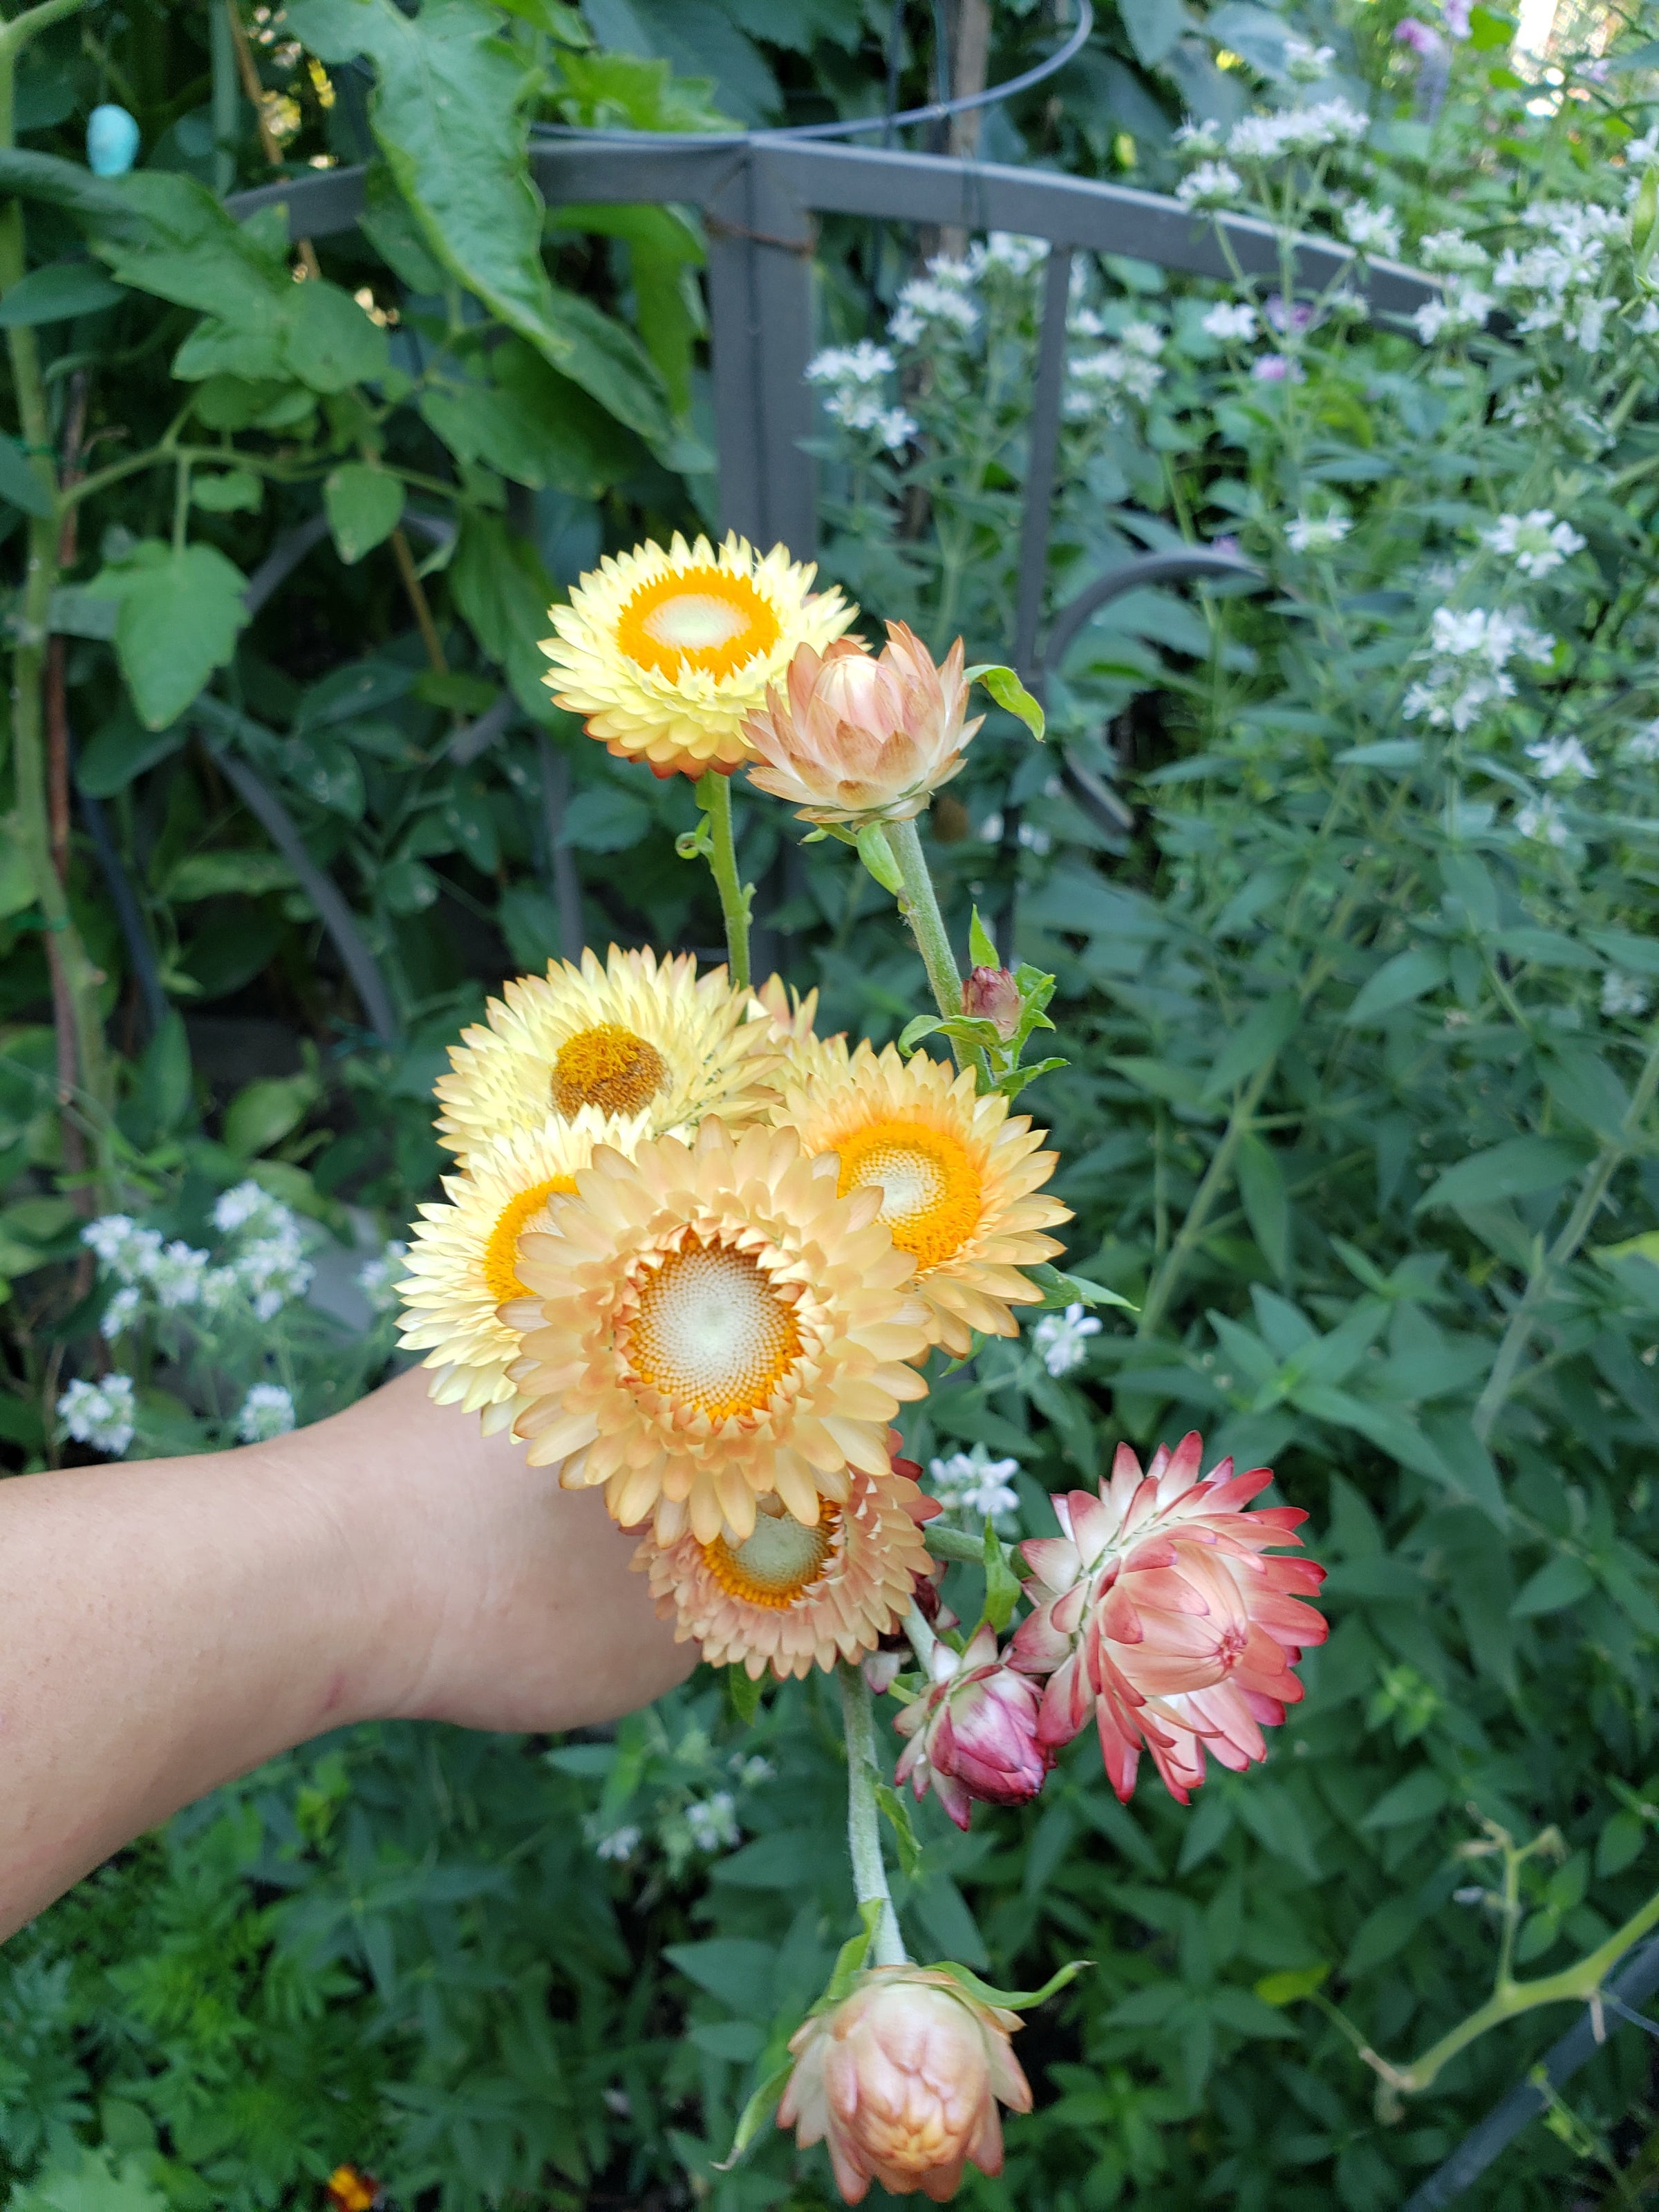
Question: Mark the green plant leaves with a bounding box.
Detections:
[1417,1135,1591,1212]
[0,259,124,326]
[965,662,1046,740]
[324,464,405,565]
[90,541,249,730]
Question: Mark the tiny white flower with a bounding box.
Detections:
[1174,120,1224,156]
[1287,512,1352,552]
[236,1381,296,1443]
[145,1239,209,1309]
[1031,1301,1103,1377]
[1413,285,1492,342]
[1201,300,1259,341]
[805,339,894,387]
[82,1215,162,1284]
[1283,35,1335,79]
[1176,160,1244,209]
[100,1284,142,1340]
[356,1239,409,1315]
[212,1180,294,1239]
[595,1826,641,1864]
[236,1232,314,1322]
[1481,509,1586,579]
[1636,300,1659,335]
[1342,202,1403,257]
[969,231,1045,277]
[1418,228,1490,271]
[1526,733,1597,781]
[1018,821,1053,855]
[924,253,975,288]
[57,1372,136,1456]
[1623,718,1659,763]
[1602,970,1651,1018]
[876,406,917,451]
[892,276,979,336]
[928,1443,1023,1528]
[1516,798,1571,847]
[685,1792,740,1853]
[732,1754,775,1788]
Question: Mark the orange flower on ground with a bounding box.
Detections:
[541,532,855,778]
[780,1040,1069,1355]
[1011,1432,1329,1803]
[778,1966,1031,2204]
[433,944,776,1163]
[637,1435,938,1678]
[395,1111,648,1432]
[744,622,982,825]
[505,1120,932,1546]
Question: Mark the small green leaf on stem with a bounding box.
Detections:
[982,1518,1023,1632]
[823,1898,886,2006]
[714,2054,796,2170]
[725,1666,764,1726]
[932,1957,1091,2010]
[995,1056,1069,1103]
[965,663,1045,742]
[856,822,904,893]
[969,904,1000,967]
[874,1782,924,1877]
[1255,1963,1330,2006]
[1029,1262,1138,1312]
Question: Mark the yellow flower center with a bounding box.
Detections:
[835,1115,983,1272]
[614,565,781,683]
[552,1024,666,1118]
[482,1176,577,1303]
[628,1235,802,1420]
[703,1495,842,1608]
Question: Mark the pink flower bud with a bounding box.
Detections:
[1011,1432,1327,1805]
[962,965,1021,1040]
[778,1965,1031,2204]
[893,1624,1051,1830]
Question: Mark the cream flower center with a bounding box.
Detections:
[629,1236,802,1418]
[703,1495,840,1608]
[614,565,781,682]
[836,1116,983,1271]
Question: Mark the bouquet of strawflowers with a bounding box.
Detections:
[393,532,1328,2202]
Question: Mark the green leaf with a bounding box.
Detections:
[874,1782,924,1877]
[822,1899,885,2005]
[713,2054,794,2171]
[1341,944,1447,1024]
[0,259,124,326]
[1028,1262,1136,1311]
[324,463,406,565]
[856,823,903,894]
[1418,1136,1589,1212]
[1360,1768,1450,1829]
[1201,995,1299,1100]
[1510,1553,1595,1617]
[191,469,263,514]
[969,905,999,968]
[290,0,671,444]
[7,2149,169,2212]
[982,1517,1023,1631]
[965,662,1045,741]
[0,427,52,516]
[449,511,560,720]
[726,1665,764,1725]
[899,1013,947,1053]
[283,276,390,391]
[930,1957,1092,2012]
[1255,1963,1329,2006]
[664,1937,777,2018]
[1237,1132,1289,1278]
[93,541,249,730]
[223,1071,321,1159]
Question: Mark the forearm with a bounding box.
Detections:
[0,1369,690,1941]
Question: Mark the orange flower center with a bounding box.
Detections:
[614,565,781,683]
[628,1235,803,1420]
[835,1115,983,1272]
[482,1177,577,1303]
[552,1024,666,1117]
[703,1494,842,1608]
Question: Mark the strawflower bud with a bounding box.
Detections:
[1011,1431,1327,1803]
[743,622,982,826]
[962,964,1020,1040]
[894,1624,1050,1829]
[778,1965,1031,2203]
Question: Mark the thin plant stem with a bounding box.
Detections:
[695,770,751,989]
[903,1599,939,1672]
[886,813,985,1076]
[389,526,448,675]
[837,1663,906,1969]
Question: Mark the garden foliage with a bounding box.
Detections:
[9,0,1659,2206]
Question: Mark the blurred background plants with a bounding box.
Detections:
[12,0,1659,2207]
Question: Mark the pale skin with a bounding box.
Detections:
[0,1367,693,1942]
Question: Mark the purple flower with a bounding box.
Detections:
[1395,17,1447,57]
[1265,293,1316,335]
[1251,353,1304,383]
[894,1624,1051,1829]
[1441,0,1472,35]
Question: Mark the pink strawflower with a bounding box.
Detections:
[778,1965,1031,2203]
[1010,1432,1327,1804]
[894,1624,1051,1829]
[962,964,1021,1040]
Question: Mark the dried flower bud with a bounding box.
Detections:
[894,1624,1050,1828]
[962,965,1021,1040]
[778,1965,1031,2203]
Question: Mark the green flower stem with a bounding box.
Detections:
[838,1663,906,1969]
[885,813,984,1078]
[696,770,751,991]
[1366,1877,1659,2099]
[0,0,114,1187]
[903,1598,939,1673]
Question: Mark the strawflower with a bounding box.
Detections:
[541,532,854,779]
[1011,1432,1327,1803]
[778,1965,1031,2204]
[894,1624,1050,1828]
[743,624,982,827]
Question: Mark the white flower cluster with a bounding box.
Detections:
[1526,733,1596,780]
[83,1180,316,1339]
[1624,718,1659,764]
[1031,1300,1103,1377]
[357,1238,409,1314]
[1403,606,1555,732]
[1287,511,1352,552]
[57,1372,137,1456]
[805,339,916,451]
[1065,319,1165,420]
[889,254,980,347]
[1226,98,1369,164]
[1418,228,1491,272]
[1515,797,1571,847]
[236,1380,297,1443]
[1177,160,1244,210]
[1201,301,1259,342]
[1412,283,1494,343]
[1282,36,1335,79]
[1602,971,1651,1018]
[684,1791,740,1853]
[1494,377,1613,455]
[1481,509,1585,578]
[928,1441,1023,1530]
[1490,202,1625,353]
[1342,201,1402,258]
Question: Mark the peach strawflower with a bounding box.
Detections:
[395,1110,649,1432]
[636,1439,938,1678]
[779,1039,1069,1356]
[744,622,982,825]
[541,532,854,779]
[505,1120,932,1546]
[1011,1432,1328,1803]
[433,944,776,1164]
[778,1966,1031,2204]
